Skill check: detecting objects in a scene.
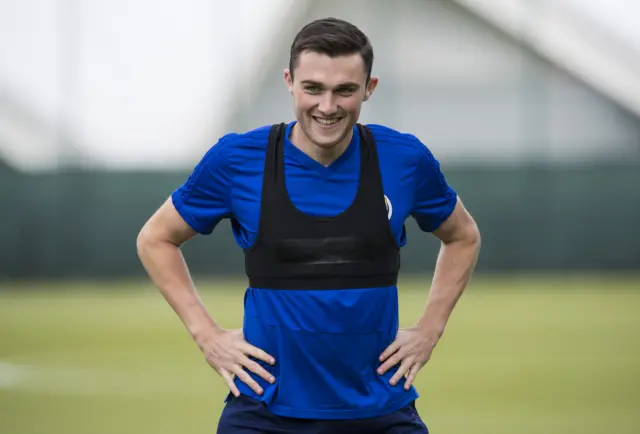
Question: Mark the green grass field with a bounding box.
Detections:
[1,275,639,434]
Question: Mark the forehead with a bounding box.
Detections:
[293,51,367,85]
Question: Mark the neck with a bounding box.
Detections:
[290,123,353,167]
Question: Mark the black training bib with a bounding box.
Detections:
[243,123,400,290]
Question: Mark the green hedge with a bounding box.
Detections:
[1,164,638,279]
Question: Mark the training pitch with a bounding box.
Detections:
[1,275,639,434]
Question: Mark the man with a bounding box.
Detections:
[137,17,480,434]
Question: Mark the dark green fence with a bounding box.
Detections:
[1,163,639,280]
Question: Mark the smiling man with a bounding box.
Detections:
[137,17,481,434]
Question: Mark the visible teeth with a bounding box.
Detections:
[314,117,340,126]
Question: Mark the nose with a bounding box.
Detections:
[317,92,337,115]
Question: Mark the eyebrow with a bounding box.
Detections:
[300,80,360,89]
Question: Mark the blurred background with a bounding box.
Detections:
[1,0,639,433]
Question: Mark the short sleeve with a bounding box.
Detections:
[411,145,458,232]
[171,138,233,235]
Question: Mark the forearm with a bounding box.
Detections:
[416,229,480,338]
[137,235,220,344]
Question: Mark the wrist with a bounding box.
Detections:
[190,322,223,348]
[415,317,445,341]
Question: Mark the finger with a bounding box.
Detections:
[390,357,415,386]
[377,349,405,375]
[219,368,240,397]
[232,365,264,396]
[239,356,276,384]
[404,362,422,390]
[379,339,402,362]
[240,342,276,366]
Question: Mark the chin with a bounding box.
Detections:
[310,134,346,149]
[311,127,351,147]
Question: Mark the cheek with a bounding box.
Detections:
[293,93,315,113]
[340,97,363,115]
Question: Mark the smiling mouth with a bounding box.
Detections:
[312,116,343,127]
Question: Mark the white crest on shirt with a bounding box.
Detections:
[384,195,393,220]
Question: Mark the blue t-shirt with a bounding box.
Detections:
[172,122,457,420]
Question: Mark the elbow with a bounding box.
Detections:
[469,219,481,247]
[136,231,146,260]
[461,216,481,251]
[136,218,185,259]
[136,222,153,259]
[445,217,481,250]
[467,222,482,265]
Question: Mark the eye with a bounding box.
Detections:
[336,88,357,96]
[304,86,322,94]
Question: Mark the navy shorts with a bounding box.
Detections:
[217,395,429,434]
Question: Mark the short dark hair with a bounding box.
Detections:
[289,17,374,82]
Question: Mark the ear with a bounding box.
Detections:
[284,69,293,93]
[364,76,379,101]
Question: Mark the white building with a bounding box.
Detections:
[1,0,639,172]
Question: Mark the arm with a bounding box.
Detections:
[136,197,220,345]
[137,197,274,396]
[137,139,274,396]
[415,197,481,343]
[378,140,480,388]
[377,199,480,387]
